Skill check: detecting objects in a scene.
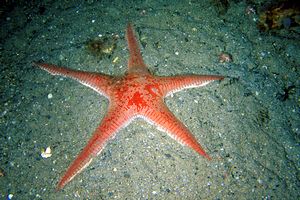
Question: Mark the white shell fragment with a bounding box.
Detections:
[8,194,13,200]
[41,146,52,158]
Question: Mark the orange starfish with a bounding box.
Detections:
[33,24,224,190]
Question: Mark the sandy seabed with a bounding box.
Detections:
[0,0,299,199]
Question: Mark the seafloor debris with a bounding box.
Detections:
[276,85,296,101]
[218,52,233,63]
[7,194,13,200]
[212,0,230,15]
[245,5,256,15]
[85,34,118,58]
[258,1,300,31]
[41,146,52,158]
[0,168,4,177]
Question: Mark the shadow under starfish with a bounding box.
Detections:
[33,23,224,190]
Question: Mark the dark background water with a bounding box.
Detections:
[0,0,299,199]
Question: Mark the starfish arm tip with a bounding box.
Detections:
[205,154,212,161]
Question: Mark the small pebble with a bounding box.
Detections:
[219,52,233,63]
[48,93,53,99]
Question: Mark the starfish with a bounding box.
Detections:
[33,23,224,190]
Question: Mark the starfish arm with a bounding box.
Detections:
[126,23,149,74]
[142,104,211,160]
[56,106,134,190]
[33,62,112,97]
[158,75,224,96]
